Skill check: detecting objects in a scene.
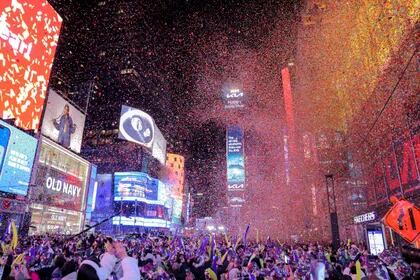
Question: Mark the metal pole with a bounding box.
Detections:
[407,130,420,180]
[85,80,94,114]
[325,174,340,250]
[381,160,391,201]
[391,141,405,197]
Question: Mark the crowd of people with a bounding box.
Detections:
[0,231,417,280]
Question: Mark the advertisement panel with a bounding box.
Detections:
[0,0,62,130]
[152,126,167,165]
[222,88,246,109]
[227,126,245,192]
[118,105,155,150]
[171,198,183,224]
[367,228,385,255]
[0,120,37,195]
[86,165,97,215]
[114,172,158,203]
[94,174,113,212]
[112,216,169,228]
[34,164,84,211]
[41,89,86,153]
[371,133,420,203]
[33,138,89,211]
[118,105,167,164]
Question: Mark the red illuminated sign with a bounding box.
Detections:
[0,0,62,130]
[368,133,420,205]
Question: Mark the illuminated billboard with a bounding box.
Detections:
[32,137,89,212]
[112,216,169,228]
[118,105,167,164]
[152,126,167,165]
[222,88,246,109]
[0,120,37,196]
[114,172,159,203]
[227,126,245,192]
[119,105,155,149]
[171,198,183,224]
[0,0,62,130]
[41,89,86,153]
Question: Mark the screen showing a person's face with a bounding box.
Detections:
[64,105,69,115]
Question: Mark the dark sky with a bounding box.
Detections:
[48,0,302,217]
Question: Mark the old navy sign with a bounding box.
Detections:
[46,176,81,197]
[354,211,376,224]
[35,164,84,211]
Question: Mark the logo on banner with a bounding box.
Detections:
[228,183,244,190]
[223,89,245,109]
[354,212,376,224]
[119,106,155,148]
[46,176,81,197]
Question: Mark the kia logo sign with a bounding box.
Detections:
[222,89,246,109]
[119,106,155,148]
[225,92,244,99]
[228,183,244,190]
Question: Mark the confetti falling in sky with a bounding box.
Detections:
[44,0,418,239]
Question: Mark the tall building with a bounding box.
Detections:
[294,0,419,247]
[165,153,185,225]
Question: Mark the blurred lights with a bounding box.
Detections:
[206,225,215,231]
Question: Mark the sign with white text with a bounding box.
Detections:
[354,211,376,224]
[227,126,245,193]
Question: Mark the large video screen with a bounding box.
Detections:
[152,126,167,165]
[227,126,245,192]
[0,0,62,130]
[41,89,86,153]
[114,172,159,203]
[112,216,169,228]
[119,105,155,149]
[33,138,89,211]
[171,198,183,224]
[0,120,37,196]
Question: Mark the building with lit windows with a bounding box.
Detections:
[165,153,185,225]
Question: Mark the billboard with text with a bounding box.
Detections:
[114,172,159,203]
[227,126,245,192]
[33,138,89,211]
[0,120,37,196]
[0,0,62,130]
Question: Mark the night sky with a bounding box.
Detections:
[47,0,302,217]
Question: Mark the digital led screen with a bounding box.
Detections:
[152,126,167,165]
[41,89,86,153]
[0,0,62,130]
[118,105,155,149]
[227,126,245,192]
[0,120,37,196]
[171,198,183,224]
[112,216,170,228]
[367,229,385,255]
[114,172,159,203]
[33,138,89,211]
